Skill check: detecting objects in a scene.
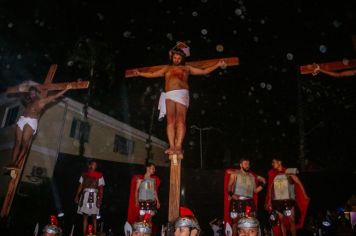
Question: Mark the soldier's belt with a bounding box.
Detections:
[83,188,98,193]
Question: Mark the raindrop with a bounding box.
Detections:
[201,110,206,115]
[266,84,272,90]
[97,13,104,21]
[253,36,259,42]
[17,54,22,60]
[201,0,208,3]
[235,8,242,16]
[248,91,252,96]
[286,53,294,60]
[193,93,199,99]
[123,31,132,38]
[319,45,327,53]
[216,44,224,52]
[232,30,238,35]
[276,120,281,126]
[240,15,245,20]
[256,99,260,104]
[201,29,208,35]
[166,33,173,41]
[258,109,264,114]
[260,19,265,24]
[189,140,195,146]
[67,61,74,66]
[8,22,14,28]
[260,82,266,88]
[250,86,255,91]
[282,133,286,137]
[222,95,226,100]
[332,20,341,28]
[289,115,296,123]
[192,11,198,17]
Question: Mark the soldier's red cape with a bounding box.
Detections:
[223,168,259,228]
[127,174,161,224]
[265,168,309,236]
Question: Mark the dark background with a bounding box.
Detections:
[0,0,356,235]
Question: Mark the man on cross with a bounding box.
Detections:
[7,84,72,168]
[134,42,226,155]
[312,63,356,77]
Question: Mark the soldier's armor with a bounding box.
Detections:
[233,171,255,198]
[138,177,155,201]
[273,174,295,200]
[82,175,99,189]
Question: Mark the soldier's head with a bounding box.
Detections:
[237,216,260,236]
[145,162,156,175]
[42,215,62,236]
[88,159,97,171]
[271,156,283,170]
[132,221,152,236]
[174,207,200,236]
[239,157,250,172]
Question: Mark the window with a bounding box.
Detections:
[113,135,134,155]
[1,105,20,128]
[70,118,90,143]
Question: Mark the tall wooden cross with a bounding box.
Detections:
[125,56,239,229]
[1,64,90,218]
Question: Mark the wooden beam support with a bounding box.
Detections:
[168,154,183,223]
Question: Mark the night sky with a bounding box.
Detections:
[1,0,355,171]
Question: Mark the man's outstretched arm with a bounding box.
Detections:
[133,66,168,78]
[41,84,72,105]
[188,60,226,76]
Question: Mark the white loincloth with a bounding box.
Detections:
[16,116,38,134]
[158,89,189,121]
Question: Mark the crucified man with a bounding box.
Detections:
[133,43,226,155]
[7,84,72,168]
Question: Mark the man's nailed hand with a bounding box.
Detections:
[312,63,320,76]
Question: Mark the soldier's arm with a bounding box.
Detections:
[74,183,83,203]
[135,178,141,205]
[227,174,235,196]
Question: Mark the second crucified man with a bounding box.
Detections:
[134,42,226,155]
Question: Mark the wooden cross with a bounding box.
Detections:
[125,56,239,227]
[1,64,90,218]
[6,64,90,95]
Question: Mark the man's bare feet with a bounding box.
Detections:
[175,147,183,155]
[165,148,175,155]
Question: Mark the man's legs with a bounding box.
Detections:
[83,214,88,236]
[277,212,287,236]
[165,99,176,154]
[15,124,34,167]
[175,102,187,155]
[92,215,97,234]
[10,126,23,166]
[288,207,297,236]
